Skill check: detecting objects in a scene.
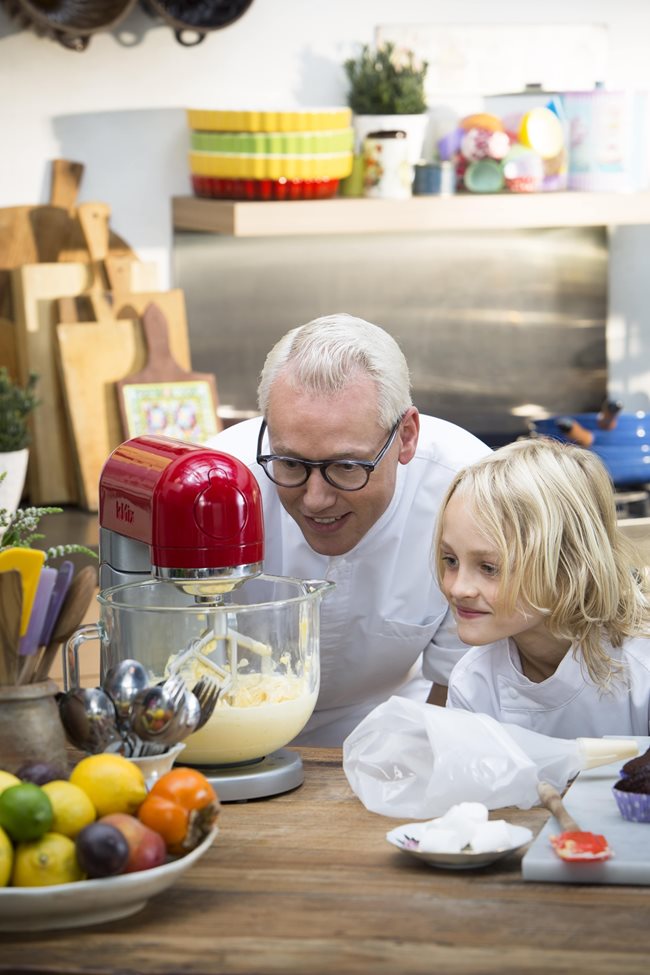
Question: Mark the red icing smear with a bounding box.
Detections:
[550,830,612,862]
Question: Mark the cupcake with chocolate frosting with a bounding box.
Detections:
[621,746,650,778]
[613,748,650,822]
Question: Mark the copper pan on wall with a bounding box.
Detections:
[1,0,138,50]
[140,0,255,46]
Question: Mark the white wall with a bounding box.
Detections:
[1,0,650,403]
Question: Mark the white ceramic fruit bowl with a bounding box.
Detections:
[0,826,218,931]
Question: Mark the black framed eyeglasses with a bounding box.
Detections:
[256,416,403,491]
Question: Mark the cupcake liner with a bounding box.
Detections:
[612,784,650,823]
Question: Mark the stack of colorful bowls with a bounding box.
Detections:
[186,108,354,201]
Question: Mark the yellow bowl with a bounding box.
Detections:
[187,107,352,133]
[189,150,353,181]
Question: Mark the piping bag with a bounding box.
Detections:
[342,697,638,819]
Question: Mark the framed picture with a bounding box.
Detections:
[120,379,220,443]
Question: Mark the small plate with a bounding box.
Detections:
[386,821,533,870]
[0,826,218,931]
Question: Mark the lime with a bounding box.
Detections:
[41,780,96,839]
[12,832,84,887]
[0,782,53,842]
[70,754,147,817]
[0,770,20,796]
[0,825,13,886]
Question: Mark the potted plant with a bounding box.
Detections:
[343,41,430,166]
[0,367,39,517]
[0,497,97,562]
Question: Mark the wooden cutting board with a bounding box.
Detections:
[12,261,96,504]
[57,306,191,512]
[0,159,86,380]
[116,302,221,444]
[0,157,85,274]
[11,203,160,505]
[54,209,188,510]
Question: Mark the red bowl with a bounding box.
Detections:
[191,175,340,201]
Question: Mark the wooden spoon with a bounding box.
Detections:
[0,570,23,684]
[33,565,98,683]
[537,781,612,862]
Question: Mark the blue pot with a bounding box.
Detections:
[529,412,650,488]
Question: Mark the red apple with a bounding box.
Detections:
[100,813,167,873]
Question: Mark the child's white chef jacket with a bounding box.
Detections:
[447,636,650,737]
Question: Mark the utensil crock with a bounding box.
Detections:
[0,680,68,773]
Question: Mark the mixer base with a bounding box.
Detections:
[185,748,304,801]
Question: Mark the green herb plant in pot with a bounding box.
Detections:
[0,368,39,521]
[343,40,430,183]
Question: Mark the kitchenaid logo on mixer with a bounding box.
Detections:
[115,500,135,524]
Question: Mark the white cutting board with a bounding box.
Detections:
[522,736,650,885]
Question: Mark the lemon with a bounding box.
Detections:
[0,825,13,886]
[0,783,53,842]
[41,780,96,839]
[0,771,20,796]
[12,832,83,887]
[70,754,147,817]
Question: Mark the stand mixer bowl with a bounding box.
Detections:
[66,575,333,767]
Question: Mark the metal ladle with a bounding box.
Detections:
[130,675,187,745]
[102,658,149,730]
[58,686,125,754]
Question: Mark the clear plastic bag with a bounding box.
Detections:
[342,697,621,818]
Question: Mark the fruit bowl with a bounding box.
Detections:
[0,826,218,931]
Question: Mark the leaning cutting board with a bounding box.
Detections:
[55,209,187,511]
[12,261,96,503]
[0,159,86,380]
[57,309,190,512]
[522,736,650,885]
[11,203,160,505]
[0,157,84,270]
[116,302,221,443]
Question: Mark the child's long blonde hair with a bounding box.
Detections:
[434,436,650,688]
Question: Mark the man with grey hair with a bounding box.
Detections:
[207,313,491,746]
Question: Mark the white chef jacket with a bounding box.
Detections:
[447,636,650,737]
[207,414,491,745]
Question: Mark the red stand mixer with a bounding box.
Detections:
[98,434,264,594]
[94,435,330,801]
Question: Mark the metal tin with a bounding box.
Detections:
[412,161,455,196]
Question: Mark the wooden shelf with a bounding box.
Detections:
[172,191,650,238]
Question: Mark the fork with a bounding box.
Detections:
[191,676,221,731]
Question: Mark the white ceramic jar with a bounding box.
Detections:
[363,130,412,200]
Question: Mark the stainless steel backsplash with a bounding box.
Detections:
[174,226,607,446]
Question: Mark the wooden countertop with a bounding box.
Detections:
[2,748,649,975]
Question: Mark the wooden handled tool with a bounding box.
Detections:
[0,570,23,685]
[33,564,98,684]
[537,781,612,862]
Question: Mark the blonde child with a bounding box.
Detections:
[434,436,650,737]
